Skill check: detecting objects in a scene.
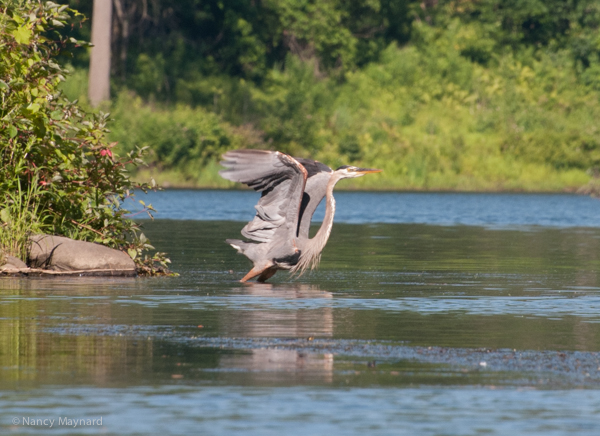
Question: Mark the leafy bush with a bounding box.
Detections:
[0,1,168,272]
[107,92,264,187]
[311,23,596,190]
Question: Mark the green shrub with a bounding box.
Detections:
[0,1,168,272]
[308,23,596,190]
[108,92,264,187]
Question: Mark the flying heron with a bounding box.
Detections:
[219,149,382,282]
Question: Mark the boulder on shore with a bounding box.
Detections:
[26,234,137,276]
[0,255,28,273]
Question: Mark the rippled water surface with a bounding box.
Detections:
[2,191,600,435]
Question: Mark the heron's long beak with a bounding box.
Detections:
[355,168,382,174]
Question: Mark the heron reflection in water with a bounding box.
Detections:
[219,149,382,282]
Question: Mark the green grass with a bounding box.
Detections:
[0,178,46,260]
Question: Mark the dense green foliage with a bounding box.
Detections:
[61,0,600,190]
[107,92,264,187]
[63,0,415,86]
[0,0,168,270]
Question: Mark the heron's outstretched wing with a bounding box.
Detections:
[294,158,332,240]
[220,149,308,243]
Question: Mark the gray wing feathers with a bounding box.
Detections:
[220,150,291,191]
[220,150,307,243]
[294,158,332,179]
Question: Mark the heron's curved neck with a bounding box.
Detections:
[308,176,338,251]
[292,174,340,275]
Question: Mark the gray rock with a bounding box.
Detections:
[28,235,136,276]
[5,255,27,269]
[0,255,29,273]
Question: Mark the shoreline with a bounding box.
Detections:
[130,167,599,195]
[134,182,598,195]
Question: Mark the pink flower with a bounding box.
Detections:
[100,149,113,158]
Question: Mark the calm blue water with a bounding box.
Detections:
[125,189,600,227]
[3,191,600,436]
[4,387,600,435]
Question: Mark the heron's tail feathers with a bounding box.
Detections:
[226,239,250,254]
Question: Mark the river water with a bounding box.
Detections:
[2,190,600,435]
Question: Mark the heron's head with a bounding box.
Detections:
[335,165,382,179]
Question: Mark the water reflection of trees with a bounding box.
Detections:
[0,278,153,385]
[325,224,600,281]
[2,223,600,385]
[324,224,600,351]
[0,280,336,385]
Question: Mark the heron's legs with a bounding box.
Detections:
[257,267,277,283]
[240,268,261,282]
[240,264,274,283]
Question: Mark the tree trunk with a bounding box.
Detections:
[88,0,113,107]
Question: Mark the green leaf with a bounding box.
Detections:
[26,103,40,113]
[11,26,32,45]
[0,81,8,90]
[0,208,10,224]
[127,248,137,260]
[8,125,17,138]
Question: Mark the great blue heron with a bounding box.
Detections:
[219,149,382,282]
